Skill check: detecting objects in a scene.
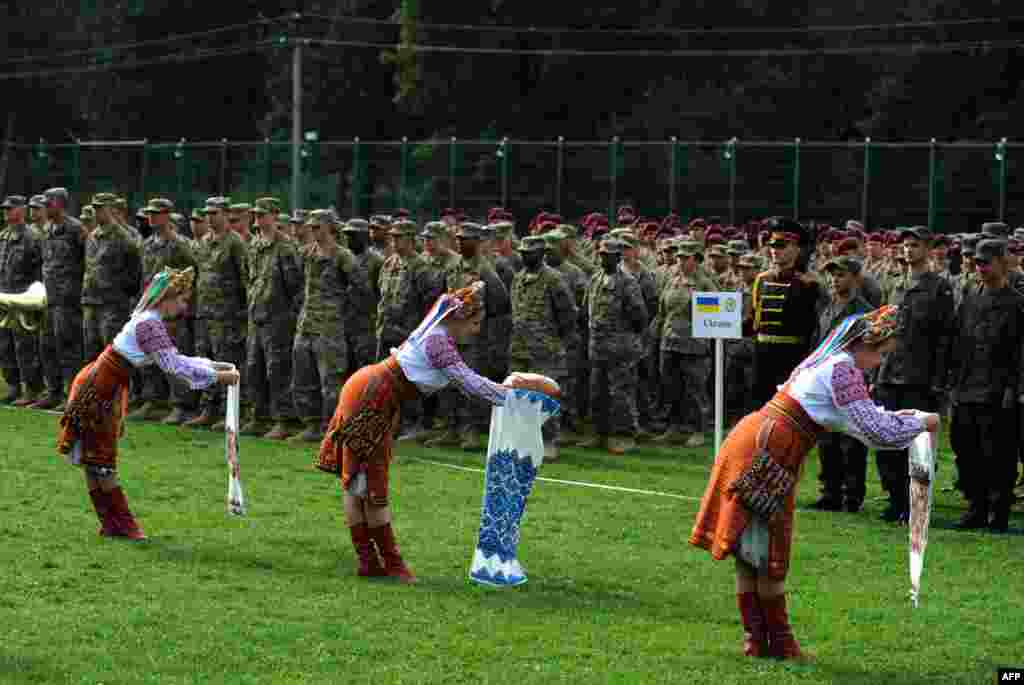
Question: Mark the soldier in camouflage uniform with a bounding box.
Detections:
[486,222,517,384]
[368,215,393,259]
[80,193,142,364]
[28,195,48,240]
[229,203,253,243]
[491,221,523,275]
[33,188,86,411]
[611,228,659,437]
[416,221,459,438]
[428,222,509,451]
[290,210,355,442]
[127,198,198,423]
[724,253,763,423]
[184,196,249,429]
[242,198,304,440]
[561,223,596,278]
[377,219,442,438]
[543,229,589,433]
[0,196,44,404]
[652,240,719,447]
[341,219,384,372]
[189,209,208,242]
[724,239,750,290]
[508,236,577,461]
[577,239,647,454]
[704,244,730,288]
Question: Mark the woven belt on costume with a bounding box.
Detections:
[756,334,806,344]
[763,392,822,444]
[97,345,132,379]
[384,355,420,402]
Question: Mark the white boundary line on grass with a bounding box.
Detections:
[408,456,702,502]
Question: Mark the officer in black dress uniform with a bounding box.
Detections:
[750,217,824,405]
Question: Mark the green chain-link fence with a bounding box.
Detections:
[2,139,1019,231]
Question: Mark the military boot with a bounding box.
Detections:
[608,435,636,455]
[2,383,20,404]
[291,419,324,443]
[161,408,190,425]
[953,500,988,530]
[239,417,268,437]
[127,401,157,422]
[262,422,291,441]
[183,409,216,429]
[575,433,607,450]
[459,429,481,452]
[652,425,687,444]
[29,393,62,410]
[684,432,707,448]
[543,442,560,463]
[13,384,43,408]
[423,429,460,449]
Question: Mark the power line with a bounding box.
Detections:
[307,36,1024,58]
[0,41,277,81]
[302,12,1023,37]
[0,16,289,67]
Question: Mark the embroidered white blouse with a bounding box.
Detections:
[112,310,218,390]
[395,325,508,406]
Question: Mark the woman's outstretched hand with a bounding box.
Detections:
[216,368,240,386]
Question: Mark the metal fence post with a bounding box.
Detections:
[499,137,509,208]
[71,142,81,194]
[555,137,564,215]
[860,138,872,227]
[140,139,149,205]
[791,138,801,220]
[219,139,228,197]
[727,138,737,225]
[668,137,678,213]
[175,139,187,210]
[448,136,458,209]
[609,137,620,220]
[351,137,362,217]
[928,138,937,230]
[399,136,409,210]
[264,138,272,195]
[996,138,1008,222]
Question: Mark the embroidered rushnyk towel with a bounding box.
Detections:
[469,387,559,587]
[907,423,934,607]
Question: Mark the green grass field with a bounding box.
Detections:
[1,404,1021,685]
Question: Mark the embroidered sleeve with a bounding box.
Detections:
[424,331,507,406]
[135,317,175,354]
[152,349,218,390]
[831,361,924,449]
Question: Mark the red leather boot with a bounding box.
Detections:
[89,488,117,537]
[369,523,417,584]
[737,592,768,657]
[349,523,386,577]
[761,593,811,661]
[108,487,147,540]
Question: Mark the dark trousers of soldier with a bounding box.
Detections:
[196,318,245,418]
[646,337,662,424]
[873,384,933,513]
[43,304,83,395]
[590,358,639,438]
[752,342,807,407]
[452,342,488,434]
[246,320,295,422]
[82,304,130,363]
[576,336,591,421]
[487,316,512,383]
[346,330,377,372]
[141,317,197,410]
[293,331,348,428]
[816,433,868,508]
[950,402,1018,518]
[635,352,654,430]
[377,335,423,431]
[725,344,755,421]
[0,327,42,395]
[660,350,711,433]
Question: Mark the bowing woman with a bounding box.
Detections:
[689,305,940,660]
[57,267,239,540]
[317,282,511,584]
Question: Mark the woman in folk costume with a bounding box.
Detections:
[57,267,240,540]
[690,305,940,660]
[317,282,511,584]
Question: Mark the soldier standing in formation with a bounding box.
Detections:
[243,197,303,440]
[577,239,647,455]
[613,229,659,437]
[0,196,43,404]
[341,218,383,374]
[508,235,577,461]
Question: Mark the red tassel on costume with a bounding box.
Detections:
[760,593,810,660]
[368,523,417,584]
[737,592,768,657]
[108,487,147,541]
[350,523,386,577]
[88,488,117,537]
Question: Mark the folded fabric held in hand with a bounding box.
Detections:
[504,373,561,399]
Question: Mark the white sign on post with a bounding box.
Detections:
[692,292,743,456]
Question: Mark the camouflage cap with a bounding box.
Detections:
[28,195,47,209]
[170,213,185,224]
[455,222,484,240]
[90,192,119,207]
[556,224,579,240]
[598,238,627,255]
[277,213,290,224]
[288,213,305,225]
[541,229,568,244]
[705,244,729,258]
[726,239,750,256]
[114,197,128,210]
[981,221,1011,238]
[307,208,338,224]
[144,198,175,214]
[136,209,148,220]
[490,221,515,239]
[479,224,497,240]
[900,226,933,243]
[388,219,418,236]
[609,228,638,247]
[191,209,205,221]
[961,234,981,256]
[1014,227,1024,241]
[229,203,252,213]
[824,256,863,274]
[369,214,393,228]
[79,205,96,221]
[44,187,70,204]
[518,236,547,252]
[675,240,703,257]
[0,195,27,209]
[419,220,447,238]
[205,196,230,210]
[976,238,1008,260]
[344,218,370,233]
[252,197,281,215]
[737,253,764,269]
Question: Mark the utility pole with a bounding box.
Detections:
[291,36,303,210]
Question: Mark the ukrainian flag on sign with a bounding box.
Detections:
[696,295,721,313]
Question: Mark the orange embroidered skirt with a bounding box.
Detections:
[56,346,133,470]
[689,392,822,580]
[316,355,420,506]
